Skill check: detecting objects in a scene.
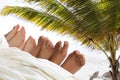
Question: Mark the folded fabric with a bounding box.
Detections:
[0,35,76,80]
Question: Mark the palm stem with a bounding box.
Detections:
[90,38,109,59]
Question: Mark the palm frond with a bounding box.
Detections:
[0,0,120,50]
[25,0,76,21]
[0,6,74,34]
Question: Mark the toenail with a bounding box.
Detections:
[64,41,68,45]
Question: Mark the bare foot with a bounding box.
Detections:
[61,50,85,74]
[8,27,26,48]
[5,24,20,41]
[36,36,54,59]
[30,38,41,57]
[23,36,85,74]
[5,26,85,74]
[22,36,36,53]
[49,41,68,65]
[29,36,48,57]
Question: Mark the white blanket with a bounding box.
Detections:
[0,35,76,80]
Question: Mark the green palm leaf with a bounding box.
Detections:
[1,6,76,34]
[0,0,120,50]
[1,1,120,79]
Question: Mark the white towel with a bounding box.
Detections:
[0,35,76,80]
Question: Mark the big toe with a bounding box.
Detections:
[5,24,20,41]
[8,27,26,48]
[23,36,36,53]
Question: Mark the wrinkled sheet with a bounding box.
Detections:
[0,35,76,80]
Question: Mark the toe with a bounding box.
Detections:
[5,24,20,41]
[23,36,36,53]
[8,27,26,47]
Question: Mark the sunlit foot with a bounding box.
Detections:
[30,38,41,57]
[29,36,46,57]
[5,24,20,41]
[49,41,68,65]
[8,27,26,48]
[22,36,36,53]
[36,36,54,59]
[61,50,85,74]
[5,26,85,74]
